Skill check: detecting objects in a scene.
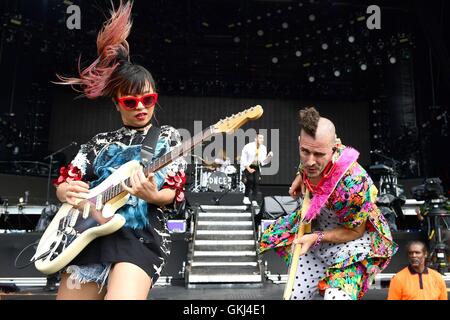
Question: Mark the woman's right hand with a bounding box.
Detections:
[289,174,304,199]
[58,179,90,207]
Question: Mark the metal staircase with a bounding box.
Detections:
[186,205,263,288]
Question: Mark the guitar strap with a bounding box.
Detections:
[140,125,161,167]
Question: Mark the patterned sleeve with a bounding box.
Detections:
[52,134,101,186]
[154,126,188,203]
[334,165,377,229]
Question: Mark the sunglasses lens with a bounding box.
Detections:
[142,95,157,107]
[122,99,137,109]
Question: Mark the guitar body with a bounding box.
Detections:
[34,160,141,275]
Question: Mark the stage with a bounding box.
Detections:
[0,282,425,301]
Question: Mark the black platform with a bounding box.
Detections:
[186,192,245,206]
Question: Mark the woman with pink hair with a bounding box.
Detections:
[53,1,186,299]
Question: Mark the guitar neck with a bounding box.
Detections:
[99,126,214,204]
[144,126,214,175]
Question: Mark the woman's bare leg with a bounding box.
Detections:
[104,262,152,300]
[56,272,106,300]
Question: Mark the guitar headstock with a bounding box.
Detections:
[211,105,264,134]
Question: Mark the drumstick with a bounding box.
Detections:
[282,189,311,300]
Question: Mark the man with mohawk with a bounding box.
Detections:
[260,107,397,300]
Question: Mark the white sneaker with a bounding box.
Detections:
[251,201,258,207]
[243,197,251,205]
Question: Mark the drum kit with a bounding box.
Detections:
[189,155,244,193]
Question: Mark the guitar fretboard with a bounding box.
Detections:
[101,126,214,203]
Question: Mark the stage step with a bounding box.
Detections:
[194,240,256,245]
[196,230,253,235]
[195,243,256,251]
[198,215,252,222]
[194,250,256,257]
[193,256,258,263]
[196,225,253,231]
[187,205,263,287]
[198,220,252,226]
[200,205,248,212]
[198,212,251,218]
[195,233,255,241]
[188,274,262,284]
[191,261,258,267]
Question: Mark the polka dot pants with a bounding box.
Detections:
[290,252,327,300]
[290,252,352,300]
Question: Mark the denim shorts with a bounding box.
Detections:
[65,263,112,292]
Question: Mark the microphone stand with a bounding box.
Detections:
[213,185,232,205]
[43,142,77,206]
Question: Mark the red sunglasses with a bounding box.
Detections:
[117,93,158,110]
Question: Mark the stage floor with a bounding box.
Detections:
[0,282,405,300]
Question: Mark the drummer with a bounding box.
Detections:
[213,149,236,174]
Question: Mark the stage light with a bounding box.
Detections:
[348,35,355,43]
[359,61,367,71]
[233,36,240,43]
[333,68,341,77]
[257,30,264,36]
[295,50,302,57]
[356,14,366,22]
[321,43,328,50]
[308,75,315,83]
[399,36,409,44]
[282,22,289,29]
[308,14,316,22]
[10,18,22,26]
[272,57,278,64]
[257,16,262,20]
[389,55,397,64]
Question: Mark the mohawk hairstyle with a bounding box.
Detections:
[298,106,321,138]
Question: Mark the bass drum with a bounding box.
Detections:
[207,171,231,192]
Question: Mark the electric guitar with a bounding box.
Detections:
[32,105,264,275]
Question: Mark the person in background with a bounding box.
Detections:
[240,134,273,206]
[387,240,447,300]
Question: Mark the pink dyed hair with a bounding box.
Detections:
[55,1,133,99]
